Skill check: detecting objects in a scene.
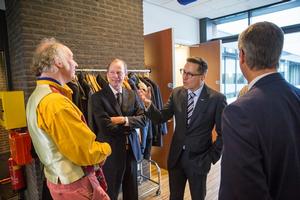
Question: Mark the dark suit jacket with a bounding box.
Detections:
[146,84,227,174]
[219,73,300,200]
[91,84,146,162]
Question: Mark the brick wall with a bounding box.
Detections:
[0,10,9,158]
[5,0,144,99]
[4,0,144,199]
[0,53,9,155]
[0,128,9,154]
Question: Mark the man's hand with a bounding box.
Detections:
[137,86,152,108]
[110,116,126,125]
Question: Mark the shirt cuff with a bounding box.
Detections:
[124,116,129,126]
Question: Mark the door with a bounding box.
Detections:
[190,40,222,91]
[190,40,222,141]
[144,28,174,169]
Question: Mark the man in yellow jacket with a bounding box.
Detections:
[26,38,111,200]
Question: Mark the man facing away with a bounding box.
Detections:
[26,38,111,200]
[219,21,300,200]
[138,57,227,200]
[91,58,146,200]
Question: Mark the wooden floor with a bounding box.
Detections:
[138,161,220,200]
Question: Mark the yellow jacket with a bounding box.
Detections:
[26,78,111,184]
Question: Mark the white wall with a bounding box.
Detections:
[143,1,199,45]
[174,45,189,87]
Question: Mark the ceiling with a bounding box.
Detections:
[144,0,283,19]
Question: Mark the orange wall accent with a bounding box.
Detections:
[190,40,221,91]
[190,40,222,142]
[144,29,174,169]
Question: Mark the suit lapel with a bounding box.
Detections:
[104,85,122,115]
[182,89,188,125]
[121,88,129,114]
[189,85,209,125]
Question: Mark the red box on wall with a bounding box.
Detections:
[9,130,32,165]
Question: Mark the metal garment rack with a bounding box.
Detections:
[76,68,151,73]
[138,159,161,197]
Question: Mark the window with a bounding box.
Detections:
[212,1,300,103]
[221,42,247,103]
[221,33,300,103]
[212,13,248,39]
[281,32,300,88]
[251,2,300,27]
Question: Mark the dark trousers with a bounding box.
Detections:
[104,147,138,200]
[169,150,207,200]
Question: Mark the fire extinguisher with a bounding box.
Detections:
[8,157,25,190]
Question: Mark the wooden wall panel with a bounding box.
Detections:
[144,29,173,169]
[190,40,222,142]
[190,40,221,91]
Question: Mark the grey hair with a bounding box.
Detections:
[31,38,65,76]
[238,21,284,70]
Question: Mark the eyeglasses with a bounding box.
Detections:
[179,69,202,78]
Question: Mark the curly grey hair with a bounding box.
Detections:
[31,38,67,76]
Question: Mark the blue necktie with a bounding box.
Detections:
[187,92,196,125]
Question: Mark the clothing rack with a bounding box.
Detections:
[75,67,161,198]
[138,159,161,197]
[76,68,151,73]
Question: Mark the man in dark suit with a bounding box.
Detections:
[91,58,146,200]
[138,57,227,200]
[219,22,300,200]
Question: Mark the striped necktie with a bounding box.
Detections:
[187,92,196,126]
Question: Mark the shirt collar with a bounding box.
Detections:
[188,83,204,97]
[248,72,277,90]
[38,77,61,85]
[37,77,73,99]
[109,84,122,96]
